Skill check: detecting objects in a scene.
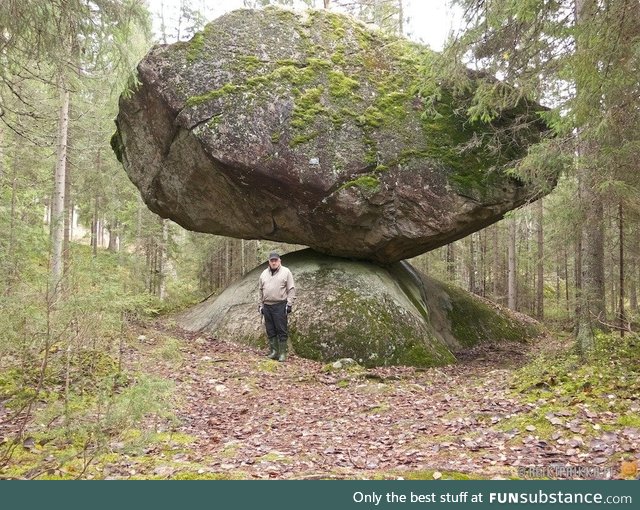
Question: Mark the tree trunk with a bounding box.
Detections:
[225,238,231,286]
[63,98,73,275]
[480,229,487,297]
[63,159,71,271]
[241,239,246,275]
[575,0,606,356]
[108,218,119,252]
[468,234,476,294]
[630,228,638,313]
[91,196,99,257]
[159,218,168,300]
[536,198,544,320]
[555,250,560,308]
[523,216,531,314]
[575,234,582,329]
[576,169,606,353]
[51,83,71,294]
[491,224,500,302]
[446,243,455,282]
[576,164,606,344]
[564,247,570,315]
[618,202,625,336]
[159,0,168,44]
[145,237,152,293]
[5,133,20,295]
[507,216,517,310]
[0,126,4,183]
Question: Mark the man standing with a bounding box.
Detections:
[258,252,296,362]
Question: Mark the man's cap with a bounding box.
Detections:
[268,251,280,260]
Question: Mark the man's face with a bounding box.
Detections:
[269,257,281,270]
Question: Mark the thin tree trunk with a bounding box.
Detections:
[630,228,638,313]
[480,229,487,297]
[98,217,103,249]
[63,166,71,270]
[6,135,20,295]
[108,218,118,252]
[555,249,560,308]
[63,99,72,275]
[0,126,4,183]
[241,239,246,275]
[607,203,616,317]
[523,217,531,314]
[508,217,517,310]
[468,234,476,294]
[536,199,544,320]
[159,218,168,300]
[575,234,582,330]
[145,237,152,293]
[51,83,71,294]
[618,202,625,336]
[91,196,99,257]
[160,0,168,44]
[564,247,570,315]
[446,243,455,281]
[492,224,500,301]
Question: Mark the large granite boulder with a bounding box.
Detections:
[113,7,549,264]
[177,249,540,367]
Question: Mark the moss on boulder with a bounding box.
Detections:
[177,249,540,368]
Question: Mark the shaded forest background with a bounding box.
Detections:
[1,0,639,478]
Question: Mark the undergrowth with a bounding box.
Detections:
[502,332,640,443]
[511,332,640,404]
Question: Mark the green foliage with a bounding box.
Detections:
[448,0,640,204]
[1,374,177,478]
[510,138,571,193]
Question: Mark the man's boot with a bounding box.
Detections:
[267,337,278,359]
[277,339,288,362]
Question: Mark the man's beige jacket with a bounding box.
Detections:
[259,266,296,306]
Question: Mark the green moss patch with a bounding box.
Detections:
[444,283,540,347]
[186,83,243,107]
[172,6,545,176]
[187,32,205,62]
[339,175,380,191]
[290,285,453,368]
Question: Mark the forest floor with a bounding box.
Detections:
[2,319,639,480]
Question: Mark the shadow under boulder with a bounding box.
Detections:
[177,249,540,367]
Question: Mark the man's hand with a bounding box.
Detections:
[286,304,292,314]
[258,305,264,315]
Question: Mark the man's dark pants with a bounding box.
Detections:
[263,301,288,342]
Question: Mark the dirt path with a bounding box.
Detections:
[125,322,637,480]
